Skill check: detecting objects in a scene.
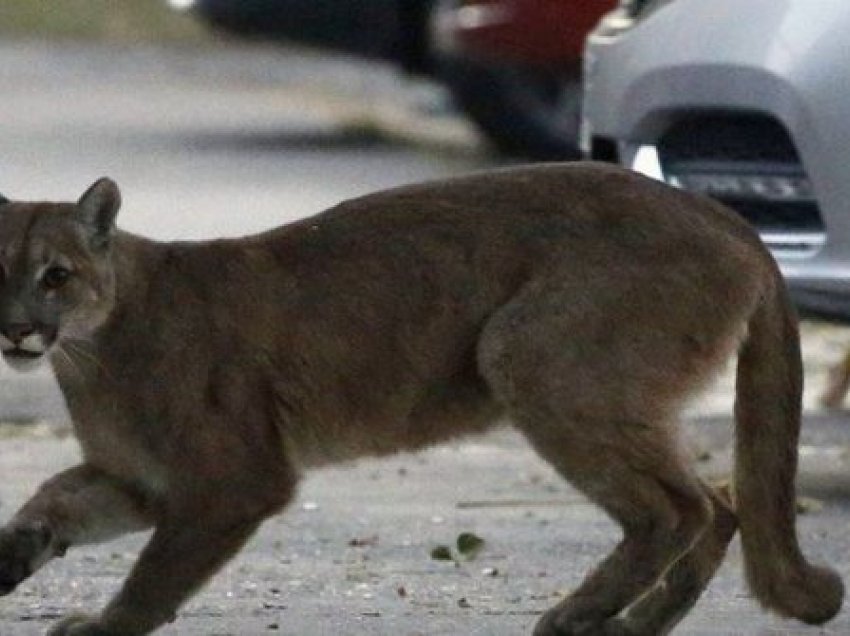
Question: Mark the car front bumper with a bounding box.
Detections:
[583,0,850,318]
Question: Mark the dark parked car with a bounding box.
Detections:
[168,0,613,159]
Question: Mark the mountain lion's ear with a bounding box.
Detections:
[77,178,121,247]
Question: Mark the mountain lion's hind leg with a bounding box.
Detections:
[605,483,738,635]
[477,276,727,635]
[517,421,713,636]
[0,464,154,597]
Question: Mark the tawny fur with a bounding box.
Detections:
[0,163,842,636]
[821,350,850,409]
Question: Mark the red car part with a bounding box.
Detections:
[439,0,616,67]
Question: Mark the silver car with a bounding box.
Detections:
[583,0,850,317]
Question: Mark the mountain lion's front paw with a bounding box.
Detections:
[46,614,115,636]
[0,521,54,595]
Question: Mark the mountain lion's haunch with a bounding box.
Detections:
[0,164,842,635]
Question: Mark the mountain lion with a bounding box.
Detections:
[0,163,842,635]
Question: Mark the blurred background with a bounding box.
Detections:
[0,0,502,241]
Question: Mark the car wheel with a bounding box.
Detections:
[437,56,583,160]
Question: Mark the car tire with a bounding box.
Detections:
[436,55,584,160]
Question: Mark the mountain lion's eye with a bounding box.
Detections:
[42,266,71,290]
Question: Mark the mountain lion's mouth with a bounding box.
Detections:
[3,348,44,360]
[1,346,47,372]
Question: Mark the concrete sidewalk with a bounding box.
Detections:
[1,381,850,634]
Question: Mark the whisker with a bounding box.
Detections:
[60,339,112,380]
[54,346,84,383]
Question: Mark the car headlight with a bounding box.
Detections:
[595,0,674,36]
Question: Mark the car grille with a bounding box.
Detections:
[657,114,824,254]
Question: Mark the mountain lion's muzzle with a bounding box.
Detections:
[0,322,57,370]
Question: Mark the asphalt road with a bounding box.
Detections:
[2,40,850,636]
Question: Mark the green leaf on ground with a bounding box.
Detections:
[430,545,454,561]
[457,532,485,559]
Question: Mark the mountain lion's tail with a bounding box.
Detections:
[735,269,843,623]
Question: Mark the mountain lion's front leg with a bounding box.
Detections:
[0,464,154,596]
[48,482,294,636]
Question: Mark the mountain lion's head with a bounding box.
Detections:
[0,178,120,371]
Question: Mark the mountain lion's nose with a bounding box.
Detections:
[1,323,35,345]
